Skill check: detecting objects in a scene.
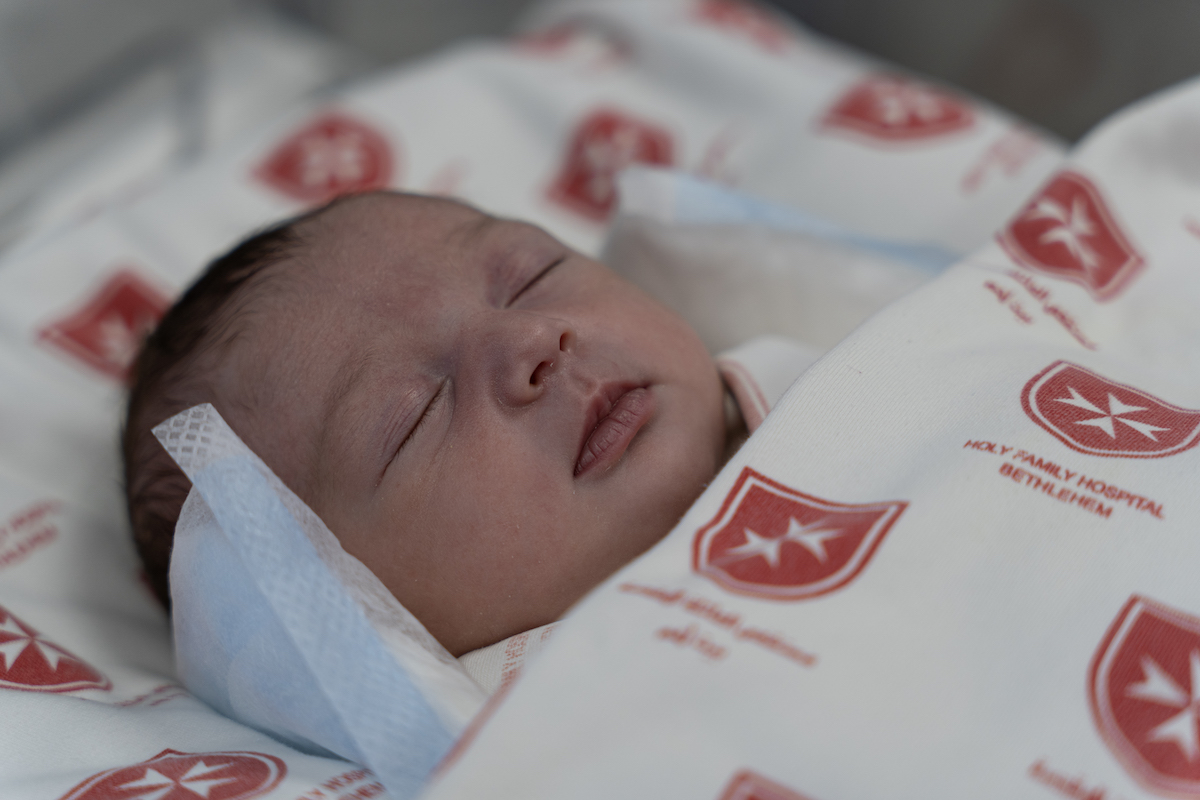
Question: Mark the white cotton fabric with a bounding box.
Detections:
[607,167,950,354]
[716,336,822,432]
[422,75,1200,800]
[520,0,1064,257]
[460,624,560,697]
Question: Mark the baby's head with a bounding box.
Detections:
[125,192,728,655]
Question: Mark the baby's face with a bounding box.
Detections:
[222,193,725,655]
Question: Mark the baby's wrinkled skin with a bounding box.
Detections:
[210,193,728,655]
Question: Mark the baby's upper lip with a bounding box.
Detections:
[575,381,646,475]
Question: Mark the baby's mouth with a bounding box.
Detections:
[575,384,655,477]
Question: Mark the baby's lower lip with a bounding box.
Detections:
[575,387,654,477]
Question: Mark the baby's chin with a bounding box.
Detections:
[634,439,722,552]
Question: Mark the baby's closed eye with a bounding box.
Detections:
[508,256,565,307]
[378,379,450,485]
[397,380,448,454]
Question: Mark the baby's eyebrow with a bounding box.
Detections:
[451,211,503,248]
[471,221,565,300]
[322,348,375,430]
[321,346,438,485]
[316,348,392,474]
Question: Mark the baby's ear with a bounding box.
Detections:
[126,444,193,610]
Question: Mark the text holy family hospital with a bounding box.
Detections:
[963,440,1165,520]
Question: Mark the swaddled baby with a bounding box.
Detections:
[124,191,747,657]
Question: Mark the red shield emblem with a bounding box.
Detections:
[1090,596,1200,796]
[717,770,814,800]
[822,75,974,142]
[1022,361,1200,459]
[999,171,1143,301]
[517,23,584,54]
[694,0,793,54]
[0,604,109,692]
[58,749,286,800]
[38,269,169,382]
[255,111,395,204]
[547,108,675,221]
[515,22,631,67]
[693,467,907,600]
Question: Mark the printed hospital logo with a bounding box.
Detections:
[693,467,907,601]
[694,0,794,54]
[515,22,631,68]
[1090,596,1200,797]
[1000,170,1144,301]
[57,749,286,800]
[255,111,395,204]
[37,269,168,383]
[821,74,974,142]
[1023,361,1200,459]
[0,604,109,692]
[717,769,814,800]
[547,108,675,221]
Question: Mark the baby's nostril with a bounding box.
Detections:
[558,331,574,352]
[530,359,554,386]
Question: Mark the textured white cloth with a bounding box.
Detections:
[460,624,560,696]
[716,336,822,432]
[608,167,953,355]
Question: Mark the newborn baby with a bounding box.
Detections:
[124,191,743,657]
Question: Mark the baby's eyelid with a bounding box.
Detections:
[378,381,448,487]
[397,381,446,453]
[507,255,566,306]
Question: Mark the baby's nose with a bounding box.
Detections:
[492,314,575,407]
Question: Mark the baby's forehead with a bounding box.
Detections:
[293,192,564,291]
[300,192,488,253]
[237,189,563,372]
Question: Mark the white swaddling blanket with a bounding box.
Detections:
[423,73,1200,800]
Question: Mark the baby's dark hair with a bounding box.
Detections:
[123,216,308,609]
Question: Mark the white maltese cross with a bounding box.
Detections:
[1127,650,1200,761]
[724,517,844,569]
[1055,386,1169,441]
[1028,196,1100,273]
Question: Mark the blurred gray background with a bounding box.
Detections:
[1,0,1197,175]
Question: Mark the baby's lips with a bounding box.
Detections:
[575,381,636,470]
[575,386,654,477]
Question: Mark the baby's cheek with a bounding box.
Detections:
[446,453,561,537]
